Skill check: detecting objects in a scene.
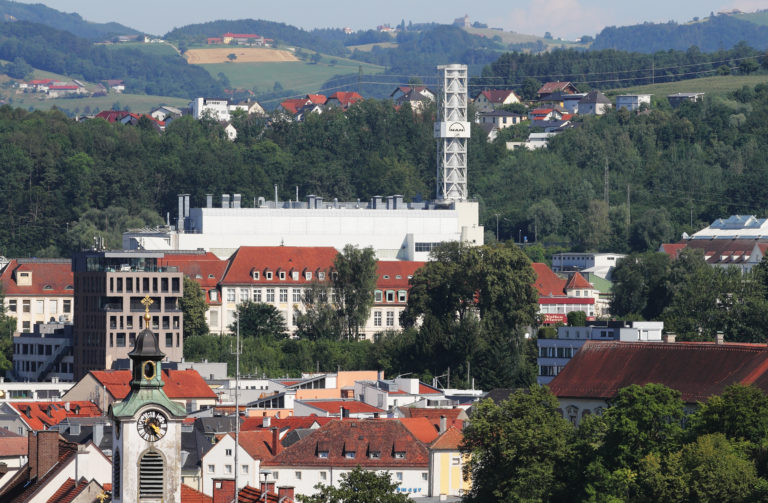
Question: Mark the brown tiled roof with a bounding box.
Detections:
[46,478,91,503]
[549,340,768,402]
[531,263,566,296]
[220,430,279,459]
[89,369,216,400]
[240,415,334,432]
[181,485,213,503]
[396,417,440,444]
[431,426,463,450]
[376,261,424,290]
[11,401,101,431]
[263,419,429,468]
[0,436,28,457]
[298,400,384,415]
[537,81,578,95]
[0,259,73,296]
[662,239,762,265]
[0,437,79,502]
[476,89,520,103]
[564,272,593,290]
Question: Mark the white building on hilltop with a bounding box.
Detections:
[123,194,484,261]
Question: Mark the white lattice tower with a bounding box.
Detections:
[434,64,470,201]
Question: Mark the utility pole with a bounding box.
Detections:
[604,160,609,207]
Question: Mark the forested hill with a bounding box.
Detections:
[0,0,138,40]
[592,14,768,53]
[165,19,349,56]
[475,44,764,95]
[0,21,222,98]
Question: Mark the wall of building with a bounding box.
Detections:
[266,466,428,499]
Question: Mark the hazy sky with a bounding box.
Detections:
[14,0,768,39]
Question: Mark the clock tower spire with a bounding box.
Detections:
[109,295,187,503]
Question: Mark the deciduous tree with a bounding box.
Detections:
[298,466,410,503]
[333,245,377,340]
[179,277,208,339]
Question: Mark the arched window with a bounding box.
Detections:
[112,448,121,499]
[139,450,164,498]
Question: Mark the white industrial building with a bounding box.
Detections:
[616,94,652,111]
[551,252,626,280]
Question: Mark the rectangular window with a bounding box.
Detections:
[295,471,302,480]
[305,271,312,281]
[242,465,248,474]
[22,300,30,313]
[386,311,395,327]
[422,472,428,480]
[397,290,407,303]
[266,289,275,302]
[293,289,302,302]
[227,289,236,302]
[292,271,299,281]
[116,333,126,347]
[240,289,249,302]
[253,289,262,302]
[374,312,382,327]
[34,300,44,314]
[320,471,327,480]
[374,290,383,303]
[265,271,273,280]
[386,291,395,302]
[225,449,232,456]
[396,472,403,481]
[208,464,215,473]
[165,333,173,347]
[8,300,17,312]
[225,465,232,474]
[279,271,286,281]
[279,289,288,303]
[318,271,326,281]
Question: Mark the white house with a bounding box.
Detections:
[200,429,280,495]
[578,91,611,115]
[191,97,231,121]
[616,94,651,111]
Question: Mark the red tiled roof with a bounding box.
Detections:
[549,340,768,402]
[478,89,519,103]
[299,400,384,415]
[222,430,279,459]
[223,33,262,38]
[531,263,566,297]
[280,98,310,114]
[29,79,53,85]
[564,272,593,290]
[46,478,91,503]
[240,415,334,432]
[95,110,130,123]
[221,246,338,286]
[0,436,28,457]
[328,91,363,107]
[431,426,463,450]
[235,485,285,503]
[661,239,761,265]
[0,259,73,296]
[1,437,79,502]
[11,401,101,431]
[89,369,216,400]
[396,417,440,443]
[306,94,327,104]
[263,419,429,468]
[376,261,424,290]
[181,484,213,503]
[159,253,228,292]
[538,297,593,305]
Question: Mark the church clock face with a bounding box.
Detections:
[137,409,168,441]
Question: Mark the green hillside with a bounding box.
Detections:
[102,42,179,57]
[201,56,384,95]
[606,74,768,97]
[734,10,768,27]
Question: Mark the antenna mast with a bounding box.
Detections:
[435,64,470,201]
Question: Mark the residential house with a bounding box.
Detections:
[0,431,111,502]
[200,429,279,496]
[391,86,435,113]
[223,122,237,141]
[46,84,85,98]
[577,90,611,115]
[536,81,579,99]
[659,238,766,273]
[211,479,294,503]
[532,263,597,324]
[191,98,231,121]
[507,131,558,150]
[104,79,125,93]
[0,401,101,436]
[95,110,130,123]
[221,33,269,46]
[667,92,704,107]
[472,90,521,113]
[326,91,363,109]
[0,258,74,334]
[537,321,664,384]
[616,94,651,111]
[151,105,184,122]
[120,112,166,131]
[362,260,424,339]
[261,419,430,498]
[548,338,768,424]
[429,426,469,498]
[539,92,586,113]
[230,98,267,116]
[529,107,570,121]
[476,110,525,129]
[61,368,217,413]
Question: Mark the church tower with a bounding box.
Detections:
[110,296,187,503]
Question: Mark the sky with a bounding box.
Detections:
[14,0,768,39]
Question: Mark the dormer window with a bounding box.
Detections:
[345,451,356,459]
[369,451,381,459]
[383,275,390,279]
[292,271,299,281]
[394,451,405,459]
[252,270,260,280]
[278,271,286,281]
[318,451,328,458]
[318,271,326,281]
[305,270,312,281]
[265,271,273,280]
[374,290,383,303]
[43,285,53,290]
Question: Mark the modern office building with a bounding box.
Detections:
[72,250,184,379]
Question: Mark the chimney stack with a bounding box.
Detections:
[29,430,59,480]
[263,415,271,428]
[439,415,447,434]
[716,331,725,344]
[212,479,236,503]
[662,332,676,343]
[271,427,280,456]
